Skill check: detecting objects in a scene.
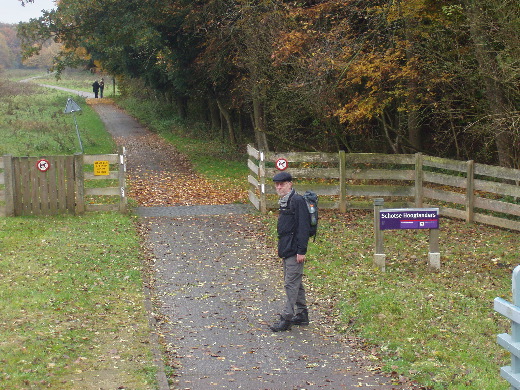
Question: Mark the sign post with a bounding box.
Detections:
[374,200,440,270]
[64,98,84,153]
[373,198,386,271]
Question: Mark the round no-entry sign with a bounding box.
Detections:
[275,158,288,171]
[36,159,50,172]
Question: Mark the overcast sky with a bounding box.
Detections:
[1,0,57,24]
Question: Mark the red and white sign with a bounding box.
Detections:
[36,159,50,172]
[275,158,288,171]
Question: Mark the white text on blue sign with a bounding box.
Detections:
[380,208,439,230]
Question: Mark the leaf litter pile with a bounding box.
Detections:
[121,132,247,206]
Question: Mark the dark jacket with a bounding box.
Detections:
[277,190,311,258]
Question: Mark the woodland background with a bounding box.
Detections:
[4,0,520,167]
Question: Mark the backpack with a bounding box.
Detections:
[302,190,318,240]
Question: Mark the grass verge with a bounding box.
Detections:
[0,213,156,389]
[0,78,115,156]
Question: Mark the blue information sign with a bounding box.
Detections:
[380,208,439,230]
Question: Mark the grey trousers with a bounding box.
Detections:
[282,255,307,320]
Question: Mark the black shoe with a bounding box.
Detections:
[292,309,309,326]
[270,316,292,332]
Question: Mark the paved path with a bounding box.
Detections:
[20,75,96,98]
[37,83,95,98]
[145,214,402,390]
[90,102,407,390]
[136,204,254,217]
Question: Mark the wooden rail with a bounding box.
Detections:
[247,145,520,231]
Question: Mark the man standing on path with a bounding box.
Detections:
[270,171,311,332]
[99,78,105,98]
[92,80,100,98]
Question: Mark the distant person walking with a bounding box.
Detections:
[269,171,311,332]
[92,80,100,98]
[99,78,105,98]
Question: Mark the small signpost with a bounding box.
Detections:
[64,97,84,153]
[374,199,440,271]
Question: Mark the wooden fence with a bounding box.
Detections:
[0,150,126,217]
[247,144,520,231]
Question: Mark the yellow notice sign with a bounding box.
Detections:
[94,161,110,176]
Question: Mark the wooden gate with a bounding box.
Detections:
[0,152,126,217]
[9,155,77,216]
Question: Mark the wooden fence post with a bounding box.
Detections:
[466,160,475,223]
[428,229,441,269]
[259,150,267,214]
[339,150,347,213]
[3,155,14,217]
[74,153,85,214]
[415,153,424,207]
[373,198,386,271]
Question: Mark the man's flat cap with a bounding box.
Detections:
[273,171,293,182]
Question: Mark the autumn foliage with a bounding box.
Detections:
[17,0,520,167]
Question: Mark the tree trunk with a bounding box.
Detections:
[408,97,422,152]
[175,96,188,120]
[216,99,237,145]
[466,0,513,167]
[401,0,422,152]
[380,111,400,153]
[209,99,220,133]
[406,90,421,152]
[252,96,269,151]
